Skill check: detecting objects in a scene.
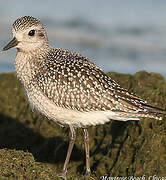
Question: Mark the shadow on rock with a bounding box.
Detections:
[0,72,166,177]
[0,112,82,164]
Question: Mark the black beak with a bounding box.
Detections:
[3,37,19,51]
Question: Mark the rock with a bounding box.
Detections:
[0,71,166,179]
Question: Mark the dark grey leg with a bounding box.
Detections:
[83,128,91,176]
[57,125,76,180]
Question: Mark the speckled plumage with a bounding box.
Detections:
[30,48,158,115]
[3,16,166,179]
[9,16,165,127]
[12,16,41,32]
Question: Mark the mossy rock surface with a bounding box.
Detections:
[0,71,166,179]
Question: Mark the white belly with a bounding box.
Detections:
[25,87,139,128]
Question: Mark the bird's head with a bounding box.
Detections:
[3,16,49,52]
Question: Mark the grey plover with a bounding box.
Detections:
[2,16,166,179]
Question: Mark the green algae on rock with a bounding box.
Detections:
[0,71,166,179]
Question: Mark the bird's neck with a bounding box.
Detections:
[15,44,51,86]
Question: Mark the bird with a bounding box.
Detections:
[2,16,166,179]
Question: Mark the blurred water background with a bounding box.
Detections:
[0,0,166,78]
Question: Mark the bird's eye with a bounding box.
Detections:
[28,29,35,36]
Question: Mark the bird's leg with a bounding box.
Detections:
[83,128,91,176]
[57,125,76,179]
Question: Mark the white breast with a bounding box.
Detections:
[15,52,32,85]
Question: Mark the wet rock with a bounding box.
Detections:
[0,71,165,179]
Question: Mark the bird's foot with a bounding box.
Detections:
[84,170,91,177]
[57,170,67,180]
[84,171,95,180]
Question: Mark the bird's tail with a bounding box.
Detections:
[110,85,166,121]
[112,102,166,121]
[135,103,166,120]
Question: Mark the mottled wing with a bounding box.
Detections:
[32,48,164,117]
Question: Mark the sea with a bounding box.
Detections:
[0,0,166,78]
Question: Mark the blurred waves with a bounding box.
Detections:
[0,0,166,78]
